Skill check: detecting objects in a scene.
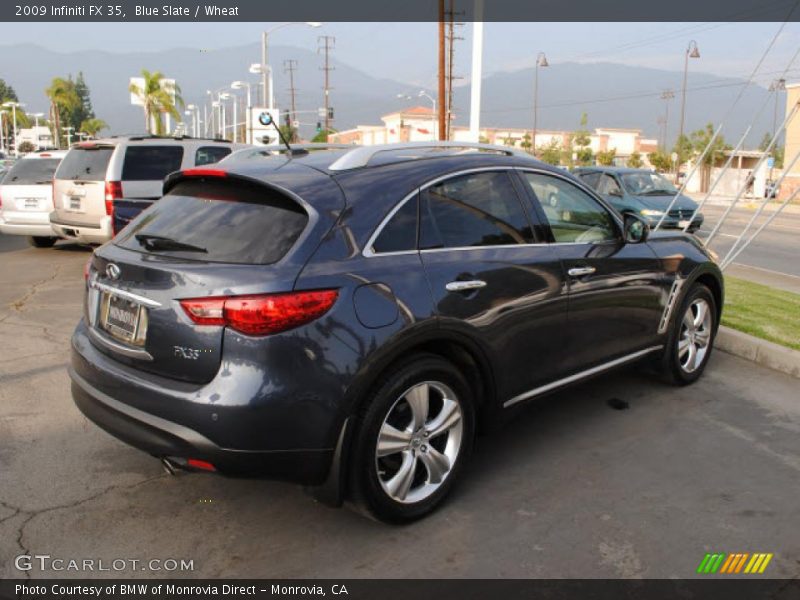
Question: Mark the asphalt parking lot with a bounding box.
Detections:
[1,233,799,579]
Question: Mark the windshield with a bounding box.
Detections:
[620,172,677,195]
[2,158,61,185]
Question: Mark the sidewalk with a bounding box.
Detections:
[688,193,800,214]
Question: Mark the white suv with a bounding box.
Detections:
[50,136,248,244]
[0,150,68,247]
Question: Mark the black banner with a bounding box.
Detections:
[2,0,800,22]
[1,580,800,600]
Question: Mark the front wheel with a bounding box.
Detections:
[658,283,717,385]
[349,354,475,523]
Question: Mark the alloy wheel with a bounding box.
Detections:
[678,298,712,373]
[375,381,464,504]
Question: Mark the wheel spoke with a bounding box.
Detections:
[385,450,417,500]
[686,342,697,371]
[678,337,691,358]
[426,399,461,440]
[683,311,694,332]
[693,302,708,328]
[695,329,711,348]
[419,447,450,484]
[405,383,430,431]
[377,423,412,457]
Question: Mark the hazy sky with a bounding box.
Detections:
[2,22,799,87]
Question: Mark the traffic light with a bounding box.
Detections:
[316,122,322,133]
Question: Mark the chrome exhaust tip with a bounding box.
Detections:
[161,457,178,476]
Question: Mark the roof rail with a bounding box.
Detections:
[327,141,528,171]
[259,143,358,153]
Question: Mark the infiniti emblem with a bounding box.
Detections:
[106,263,121,280]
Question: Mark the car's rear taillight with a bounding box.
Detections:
[84,256,92,282]
[105,180,122,216]
[180,290,338,336]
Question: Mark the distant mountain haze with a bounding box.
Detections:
[0,42,783,148]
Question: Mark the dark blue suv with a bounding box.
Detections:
[70,143,723,522]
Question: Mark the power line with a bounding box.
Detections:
[284,59,298,140]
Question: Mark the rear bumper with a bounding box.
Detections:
[69,321,337,484]
[0,212,57,237]
[50,213,112,244]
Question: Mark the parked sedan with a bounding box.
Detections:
[70,142,723,522]
[0,150,67,247]
[574,166,704,232]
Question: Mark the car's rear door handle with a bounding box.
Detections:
[446,280,487,292]
[567,266,596,277]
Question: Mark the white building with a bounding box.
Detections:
[17,126,54,150]
[330,107,658,164]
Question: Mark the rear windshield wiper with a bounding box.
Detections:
[640,189,677,195]
[135,233,207,253]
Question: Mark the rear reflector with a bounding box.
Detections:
[187,458,216,472]
[181,168,228,178]
[180,289,338,336]
[84,257,92,282]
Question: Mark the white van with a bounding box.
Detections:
[50,136,248,244]
[0,150,68,247]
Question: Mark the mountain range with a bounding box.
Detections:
[0,42,785,147]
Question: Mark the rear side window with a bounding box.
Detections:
[1,158,61,185]
[420,171,533,249]
[122,146,184,181]
[115,179,308,264]
[577,171,601,189]
[195,146,231,166]
[372,194,418,254]
[55,147,113,181]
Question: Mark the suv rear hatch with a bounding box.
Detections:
[86,169,342,384]
[53,144,114,227]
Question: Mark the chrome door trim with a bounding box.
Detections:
[503,345,663,408]
[90,280,161,308]
[567,266,597,277]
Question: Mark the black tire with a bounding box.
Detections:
[657,283,717,385]
[348,353,475,523]
[28,236,57,248]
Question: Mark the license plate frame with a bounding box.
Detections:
[98,292,147,346]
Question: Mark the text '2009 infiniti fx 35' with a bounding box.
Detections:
[70,142,723,522]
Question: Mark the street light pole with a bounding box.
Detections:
[677,40,700,152]
[418,91,437,141]
[31,112,44,149]
[232,81,252,144]
[532,52,548,156]
[260,22,322,111]
[769,78,786,182]
[2,101,23,157]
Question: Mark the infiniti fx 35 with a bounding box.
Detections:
[70,143,723,522]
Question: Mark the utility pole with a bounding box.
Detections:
[284,59,298,140]
[444,0,463,140]
[318,36,335,139]
[438,0,446,141]
[660,89,674,151]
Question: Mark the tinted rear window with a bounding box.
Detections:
[115,179,308,264]
[56,147,114,181]
[2,158,61,185]
[122,146,184,181]
[195,146,231,166]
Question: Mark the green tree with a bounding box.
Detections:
[80,118,108,138]
[759,131,784,168]
[67,72,95,132]
[520,133,532,153]
[688,123,731,191]
[0,79,18,102]
[279,124,297,143]
[573,112,593,166]
[478,135,490,144]
[17,140,36,154]
[312,129,335,143]
[627,151,643,168]
[596,148,616,166]
[539,139,562,165]
[45,77,80,149]
[128,70,183,135]
[503,135,515,147]
[648,150,673,172]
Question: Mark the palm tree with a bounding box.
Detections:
[80,118,108,138]
[128,70,183,135]
[45,77,79,149]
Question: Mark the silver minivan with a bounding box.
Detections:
[50,136,247,244]
[0,150,68,247]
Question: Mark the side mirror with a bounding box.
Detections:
[608,188,623,197]
[624,214,649,244]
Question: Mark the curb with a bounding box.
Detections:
[715,326,800,379]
